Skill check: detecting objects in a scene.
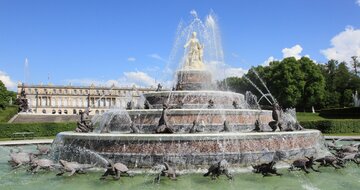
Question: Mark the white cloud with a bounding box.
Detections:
[148,53,167,62]
[65,71,174,89]
[282,44,303,59]
[321,26,360,63]
[127,57,136,62]
[123,71,156,87]
[357,0,360,6]
[0,70,16,90]
[262,56,276,66]
[224,67,248,78]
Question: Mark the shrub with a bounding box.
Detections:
[319,107,360,119]
[300,119,360,133]
[0,122,76,138]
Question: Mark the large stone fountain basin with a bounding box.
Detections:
[54,130,325,169]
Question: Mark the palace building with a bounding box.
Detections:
[17,83,158,115]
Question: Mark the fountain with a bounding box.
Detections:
[353,91,360,107]
[52,12,326,170]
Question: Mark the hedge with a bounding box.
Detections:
[300,119,360,133]
[0,122,76,138]
[319,107,360,119]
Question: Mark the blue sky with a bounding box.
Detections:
[1,0,360,90]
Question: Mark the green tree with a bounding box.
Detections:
[299,57,325,111]
[320,60,340,108]
[334,62,352,107]
[223,57,360,109]
[245,65,272,102]
[0,80,9,109]
[267,57,305,108]
[344,89,354,106]
[7,91,16,105]
[351,56,359,75]
[220,77,249,94]
[323,60,337,91]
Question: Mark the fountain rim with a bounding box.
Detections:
[56,129,322,141]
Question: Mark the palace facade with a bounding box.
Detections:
[17,83,158,115]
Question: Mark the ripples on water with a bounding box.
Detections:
[1,144,360,190]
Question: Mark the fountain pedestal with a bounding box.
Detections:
[176,69,212,90]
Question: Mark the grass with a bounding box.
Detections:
[296,112,326,121]
[0,122,76,138]
[0,106,18,122]
[0,136,56,141]
[323,133,360,136]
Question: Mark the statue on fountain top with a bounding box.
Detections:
[183,32,205,70]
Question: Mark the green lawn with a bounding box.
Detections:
[0,106,18,122]
[323,133,360,136]
[0,136,56,141]
[296,112,325,121]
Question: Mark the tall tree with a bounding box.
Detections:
[223,57,359,109]
[299,57,325,111]
[351,56,359,75]
[0,80,9,109]
[334,62,352,107]
[320,60,340,108]
[265,57,305,108]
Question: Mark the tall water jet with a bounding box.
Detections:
[353,91,360,107]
